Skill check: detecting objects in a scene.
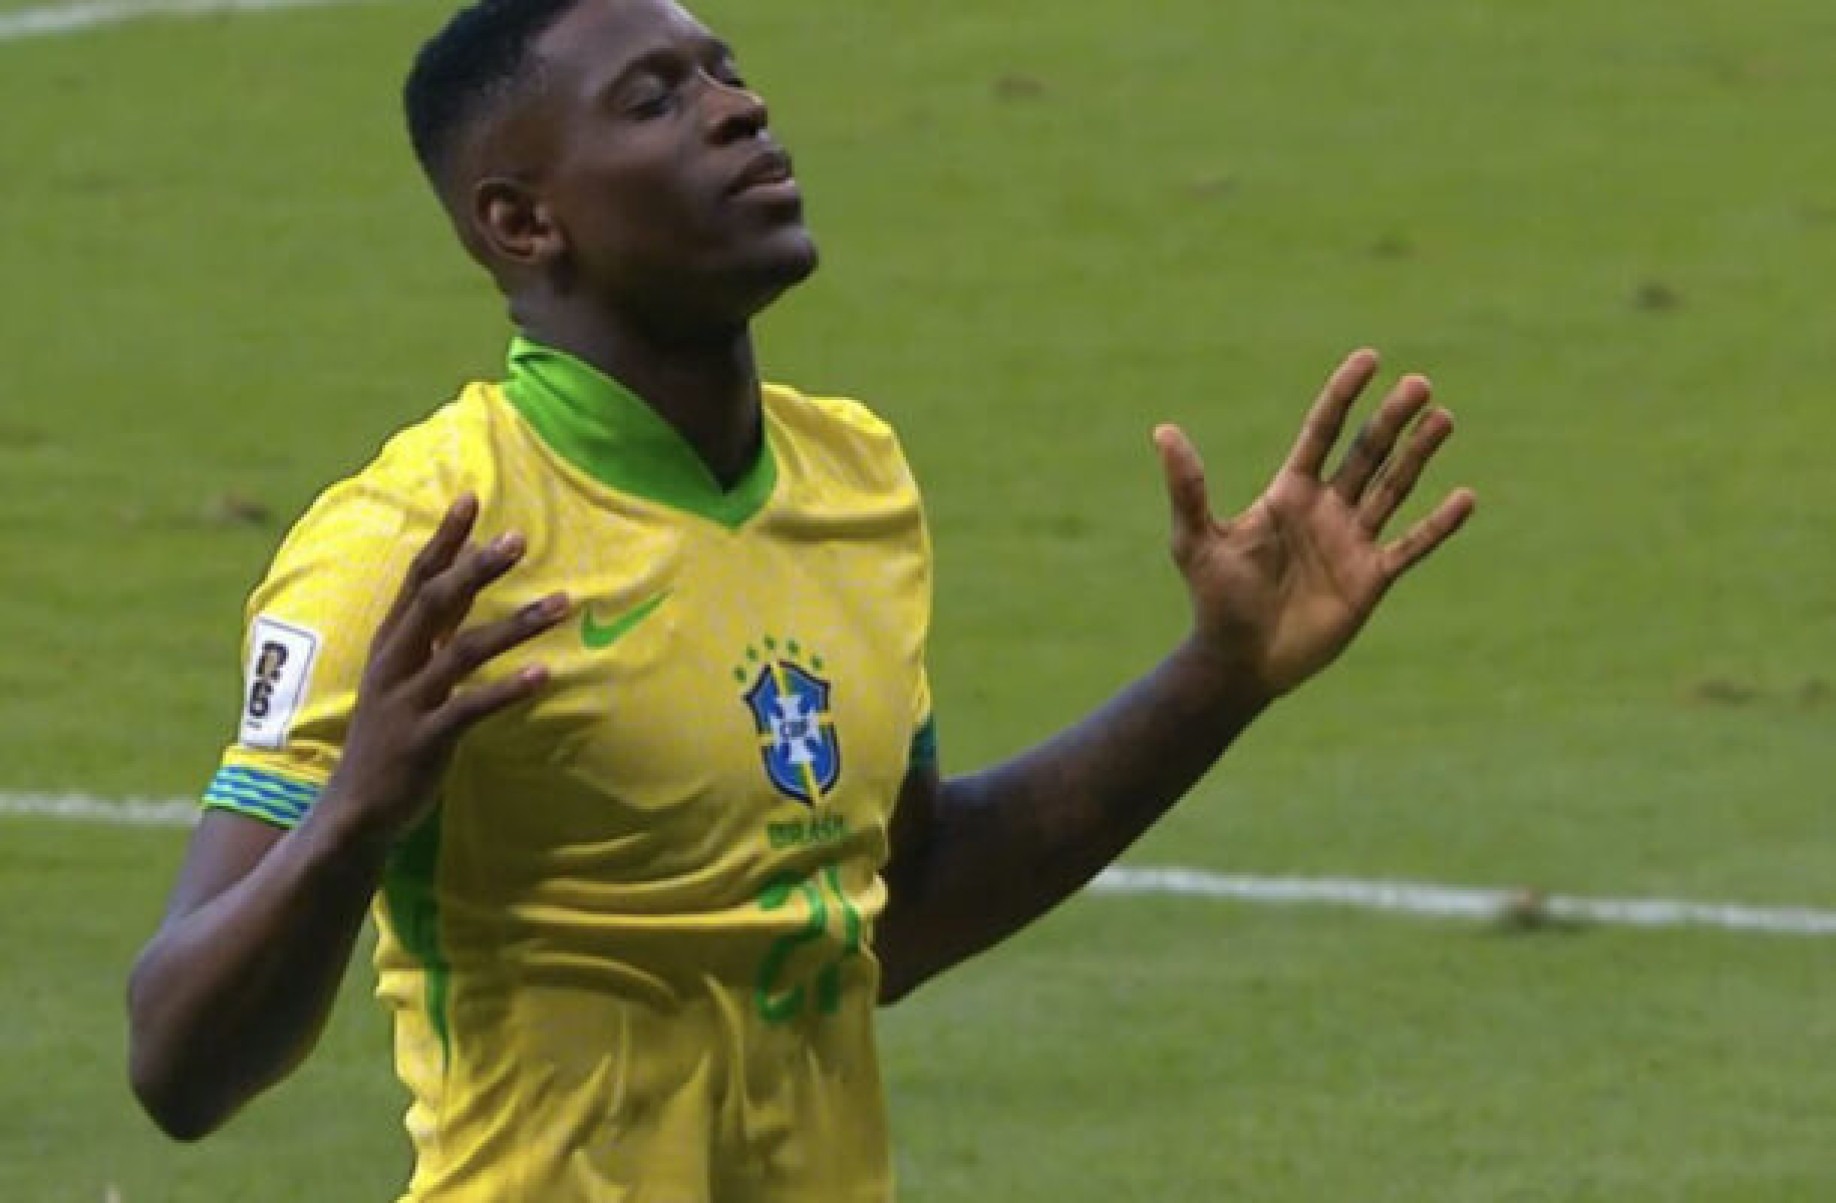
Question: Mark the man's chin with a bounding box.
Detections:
[737,231,820,314]
[766,227,820,286]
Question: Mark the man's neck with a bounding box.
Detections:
[515,303,763,490]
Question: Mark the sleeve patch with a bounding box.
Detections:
[239,616,322,750]
[201,765,322,829]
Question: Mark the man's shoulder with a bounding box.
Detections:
[763,382,898,443]
[275,383,509,562]
[761,382,922,506]
[358,381,508,491]
[325,381,518,496]
[762,383,914,473]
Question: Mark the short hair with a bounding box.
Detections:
[403,0,583,190]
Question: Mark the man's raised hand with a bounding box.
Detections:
[1154,349,1476,700]
[322,494,567,845]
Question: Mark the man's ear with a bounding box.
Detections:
[472,176,566,271]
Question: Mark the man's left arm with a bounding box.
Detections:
[876,349,1476,1002]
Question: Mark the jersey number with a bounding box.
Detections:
[754,865,864,1024]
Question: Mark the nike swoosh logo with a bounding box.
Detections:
[580,591,670,650]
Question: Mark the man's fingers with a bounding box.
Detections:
[418,592,570,705]
[397,531,526,651]
[412,495,481,584]
[1357,407,1454,532]
[1153,424,1212,549]
[377,495,480,637]
[1329,374,1433,503]
[371,526,527,686]
[1378,487,1477,582]
[1285,348,1380,479]
[427,664,554,744]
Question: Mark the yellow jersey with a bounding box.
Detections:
[202,337,935,1201]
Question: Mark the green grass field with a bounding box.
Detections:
[2,0,1834,1198]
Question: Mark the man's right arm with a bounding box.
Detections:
[126,496,566,1141]
[126,805,391,1140]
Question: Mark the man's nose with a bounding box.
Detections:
[705,75,767,142]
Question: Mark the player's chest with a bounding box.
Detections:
[468,522,925,854]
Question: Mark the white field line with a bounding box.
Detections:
[1090,866,1836,938]
[0,0,369,43]
[0,791,198,826]
[7,792,1836,938]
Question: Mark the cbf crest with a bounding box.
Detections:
[735,636,841,806]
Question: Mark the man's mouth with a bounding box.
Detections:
[728,148,797,198]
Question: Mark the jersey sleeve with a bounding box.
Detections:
[903,446,938,775]
[907,669,937,773]
[202,472,447,829]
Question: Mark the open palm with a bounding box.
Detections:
[1155,349,1476,698]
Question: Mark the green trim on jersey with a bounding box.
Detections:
[909,716,938,771]
[504,336,778,530]
[202,764,318,829]
[382,808,453,1069]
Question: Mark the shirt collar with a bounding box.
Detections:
[502,335,778,530]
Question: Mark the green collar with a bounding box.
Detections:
[502,335,778,529]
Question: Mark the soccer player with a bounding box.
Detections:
[125,0,1474,1197]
